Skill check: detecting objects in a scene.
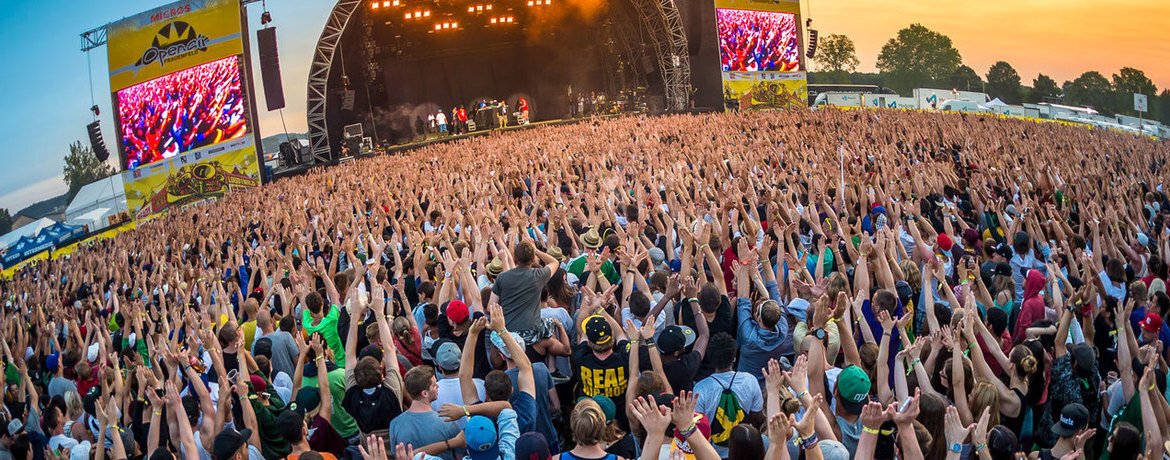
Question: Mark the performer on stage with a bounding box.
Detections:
[518,98,529,124]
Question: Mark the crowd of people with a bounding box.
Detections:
[116,55,248,169]
[716,9,799,73]
[3,108,1170,460]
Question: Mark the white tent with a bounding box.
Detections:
[985,98,1009,108]
[70,207,113,232]
[0,217,57,251]
[65,175,126,229]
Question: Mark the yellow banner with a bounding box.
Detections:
[723,72,808,111]
[713,0,799,13]
[107,0,243,91]
[123,140,260,220]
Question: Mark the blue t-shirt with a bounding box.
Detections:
[507,362,558,452]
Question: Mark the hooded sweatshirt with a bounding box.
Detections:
[1013,269,1047,345]
[735,293,788,385]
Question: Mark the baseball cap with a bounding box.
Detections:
[786,298,809,323]
[359,343,384,362]
[1051,403,1089,437]
[464,416,499,460]
[249,375,267,394]
[583,315,613,345]
[291,388,320,414]
[46,351,60,372]
[657,325,696,355]
[1142,312,1163,333]
[212,427,252,460]
[446,300,470,324]
[514,433,551,460]
[489,331,523,359]
[994,262,1012,277]
[835,365,871,414]
[252,338,273,359]
[936,233,954,252]
[1069,343,1097,378]
[576,394,616,423]
[819,440,850,460]
[7,419,23,436]
[435,341,462,372]
[87,343,100,363]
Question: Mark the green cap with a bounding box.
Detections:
[835,365,871,414]
[577,394,616,423]
[4,363,18,385]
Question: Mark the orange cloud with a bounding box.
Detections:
[811,0,1169,92]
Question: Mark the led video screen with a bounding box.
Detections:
[116,55,248,169]
[716,9,800,72]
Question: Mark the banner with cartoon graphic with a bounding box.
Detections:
[122,137,260,220]
[722,71,808,110]
[107,0,243,92]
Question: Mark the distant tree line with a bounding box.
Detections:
[809,24,1168,123]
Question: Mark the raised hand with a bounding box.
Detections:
[629,395,672,435]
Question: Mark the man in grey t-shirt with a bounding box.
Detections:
[490,241,558,335]
[251,313,299,378]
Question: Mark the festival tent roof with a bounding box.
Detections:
[985,98,1009,108]
[65,175,126,223]
[1,221,83,269]
[0,217,57,251]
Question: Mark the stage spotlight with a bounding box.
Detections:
[372,1,380,8]
[476,5,483,11]
[435,24,441,29]
[468,6,474,12]
[405,12,411,18]
[491,17,498,23]
[423,10,430,16]
[528,1,533,5]
[507,16,513,22]
[382,1,390,6]
[486,4,492,9]
[392,0,399,5]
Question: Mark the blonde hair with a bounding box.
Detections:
[969,380,1001,427]
[570,399,608,446]
[65,391,85,420]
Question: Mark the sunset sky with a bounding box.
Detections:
[0,0,1167,213]
[811,0,1170,89]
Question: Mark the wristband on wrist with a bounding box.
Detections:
[678,422,698,439]
[862,426,881,435]
[800,433,819,449]
[975,443,987,452]
[463,405,470,417]
[795,390,808,399]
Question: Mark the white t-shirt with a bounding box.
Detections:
[433,377,486,428]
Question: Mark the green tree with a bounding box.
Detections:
[0,208,11,234]
[985,61,1022,104]
[1159,89,1170,125]
[1063,71,1113,114]
[1111,67,1157,116]
[815,34,861,83]
[876,23,962,95]
[63,140,115,200]
[948,65,982,92]
[1029,74,1061,103]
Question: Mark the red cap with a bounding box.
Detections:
[249,374,267,393]
[936,233,954,252]
[1142,312,1163,333]
[446,300,470,324]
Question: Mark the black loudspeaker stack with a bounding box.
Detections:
[257,27,286,111]
[87,121,110,163]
